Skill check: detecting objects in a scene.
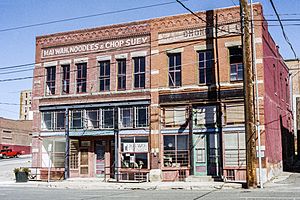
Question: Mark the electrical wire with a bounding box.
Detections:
[269,0,298,59]
[0,0,189,33]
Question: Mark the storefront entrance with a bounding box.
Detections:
[95,139,115,178]
[193,133,220,177]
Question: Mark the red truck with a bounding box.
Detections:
[0,149,22,158]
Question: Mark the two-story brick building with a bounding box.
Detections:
[32,3,293,183]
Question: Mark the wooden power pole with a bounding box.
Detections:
[240,0,257,188]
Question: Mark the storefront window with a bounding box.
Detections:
[121,136,148,169]
[163,134,189,167]
[42,138,65,168]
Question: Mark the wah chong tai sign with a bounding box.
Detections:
[123,143,148,153]
[42,36,149,58]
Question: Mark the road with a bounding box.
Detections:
[0,156,31,181]
[0,187,300,200]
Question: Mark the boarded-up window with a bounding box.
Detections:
[162,107,187,128]
[193,106,217,127]
[224,132,246,167]
[225,104,244,124]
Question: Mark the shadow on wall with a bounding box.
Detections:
[280,115,295,172]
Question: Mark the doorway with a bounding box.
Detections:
[193,133,220,176]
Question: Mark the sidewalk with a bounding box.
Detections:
[0,179,243,190]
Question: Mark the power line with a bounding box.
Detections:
[0,19,241,73]
[269,0,298,59]
[0,0,188,33]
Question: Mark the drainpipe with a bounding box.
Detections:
[64,108,70,180]
[250,0,263,188]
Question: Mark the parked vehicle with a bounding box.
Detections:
[0,149,22,158]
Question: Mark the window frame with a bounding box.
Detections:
[76,63,87,93]
[45,66,56,95]
[168,53,182,87]
[198,50,213,85]
[99,60,110,91]
[61,64,70,94]
[229,47,243,82]
[133,57,146,89]
[117,59,126,90]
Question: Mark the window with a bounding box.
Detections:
[62,64,70,94]
[41,111,65,131]
[70,140,79,169]
[224,132,246,167]
[162,107,187,128]
[198,50,213,84]
[102,108,114,128]
[273,64,277,94]
[133,57,146,89]
[76,63,87,93]
[71,110,83,129]
[120,107,133,128]
[168,53,182,87]
[117,59,126,90]
[46,66,56,95]
[135,107,148,128]
[163,135,189,167]
[121,136,148,169]
[99,61,110,91]
[86,110,100,129]
[229,47,243,81]
[225,103,245,124]
[193,106,217,127]
[286,79,289,103]
[42,139,65,168]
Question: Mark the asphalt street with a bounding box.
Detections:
[0,187,300,200]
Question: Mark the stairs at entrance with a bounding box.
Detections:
[185,176,217,182]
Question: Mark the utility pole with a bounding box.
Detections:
[64,108,70,180]
[240,0,257,188]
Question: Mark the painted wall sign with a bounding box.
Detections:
[123,142,148,152]
[42,36,150,58]
[158,23,241,44]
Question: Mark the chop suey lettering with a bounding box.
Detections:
[42,37,148,57]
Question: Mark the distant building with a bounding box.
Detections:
[285,59,300,158]
[19,90,33,120]
[0,117,32,154]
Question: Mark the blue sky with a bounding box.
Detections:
[0,0,299,119]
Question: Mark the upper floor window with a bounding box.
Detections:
[193,106,217,127]
[273,64,277,94]
[229,47,243,81]
[46,66,56,95]
[71,110,83,129]
[162,107,187,128]
[102,108,114,129]
[61,64,70,94]
[41,111,65,131]
[168,53,181,87]
[135,107,148,128]
[76,63,87,93]
[117,59,126,90]
[86,110,100,129]
[133,57,146,89]
[224,103,244,125]
[120,107,133,128]
[99,61,110,91]
[198,50,213,84]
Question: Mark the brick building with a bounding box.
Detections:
[285,59,300,159]
[19,89,33,120]
[0,117,32,154]
[32,3,293,182]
